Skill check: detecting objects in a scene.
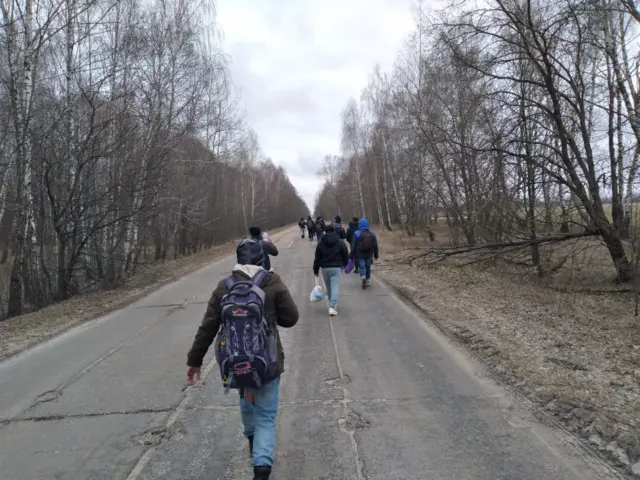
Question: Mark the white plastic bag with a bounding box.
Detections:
[310,276,324,302]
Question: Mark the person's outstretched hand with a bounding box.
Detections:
[186,366,201,384]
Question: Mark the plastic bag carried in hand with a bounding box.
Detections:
[310,277,325,302]
[344,258,354,274]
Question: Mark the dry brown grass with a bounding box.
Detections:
[0,226,295,361]
[374,225,640,477]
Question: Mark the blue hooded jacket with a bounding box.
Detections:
[351,218,379,259]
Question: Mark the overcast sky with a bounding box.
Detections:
[215,0,416,213]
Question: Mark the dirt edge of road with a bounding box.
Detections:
[375,230,639,480]
[0,226,295,362]
[380,277,626,480]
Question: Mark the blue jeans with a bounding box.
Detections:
[357,257,373,280]
[321,267,342,308]
[239,376,281,466]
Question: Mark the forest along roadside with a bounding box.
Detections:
[0,226,296,362]
[374,227,640,479]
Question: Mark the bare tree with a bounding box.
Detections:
[0,0,308,319]
[316,0,640,282]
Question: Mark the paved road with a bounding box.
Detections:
[0,228,619,480]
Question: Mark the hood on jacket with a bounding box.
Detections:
[320,230,341,247]
[232,264,266,277]
[359,218,370,230]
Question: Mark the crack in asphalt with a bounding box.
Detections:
[125,350,220,480]
[0,406,174,425]
[19,306,183,419]
[135,301,208,310]
[326,315,366,479]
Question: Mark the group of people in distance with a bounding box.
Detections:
[305,214,379,316]
[184,218,378,479]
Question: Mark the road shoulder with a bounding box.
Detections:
[375,228,639,479]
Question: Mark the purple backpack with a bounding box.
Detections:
[214,270,278,392]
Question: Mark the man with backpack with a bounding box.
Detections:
[185,238,299,480]
[298,218,306,238]
[332,215,346,240]
[249,226,278,271]
[351,217,379,289]
[306,216,315,242]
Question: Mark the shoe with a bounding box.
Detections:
[253,465,271,479]
[366,279,371,287]
[329,307,337,316]
[248,435,254,457]
[361,277,367,289]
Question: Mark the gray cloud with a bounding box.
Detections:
[216,0,416,210]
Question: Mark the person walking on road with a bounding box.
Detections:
[185,238,299,480]
[298,218,306,238]
[351,218,379,289]
[313,223,349,316]
[332,215,346,240]
[346,216,359,244]
[306,216,315,242]
[249,226,278,271]
[346,216,360,274]
[315,216,326,241]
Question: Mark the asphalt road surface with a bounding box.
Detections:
[0,228,620,479]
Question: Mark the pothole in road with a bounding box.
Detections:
[339,410,370,433]
[325,374,351,387]
[30,389,62,409]
[132,422,185,446]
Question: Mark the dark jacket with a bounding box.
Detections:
[306,219,315,231]
[251,236,278,271]
[333,222,346,240]
[346,220,358,243]
[187,266,299,376]
[351,218,379,259]
[313,231,349,275]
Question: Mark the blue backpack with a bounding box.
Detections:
[214,270,278,392]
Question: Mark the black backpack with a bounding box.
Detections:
[359,230,374,254]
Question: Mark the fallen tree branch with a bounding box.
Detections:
[400,231,600,265]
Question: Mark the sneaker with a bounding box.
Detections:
[366,279,371,287]
[329,307,337,316]
[361,277,367,289]
[253,465,271,480]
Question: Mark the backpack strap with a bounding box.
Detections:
[223,275,236,290]
[251,269,270,288]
